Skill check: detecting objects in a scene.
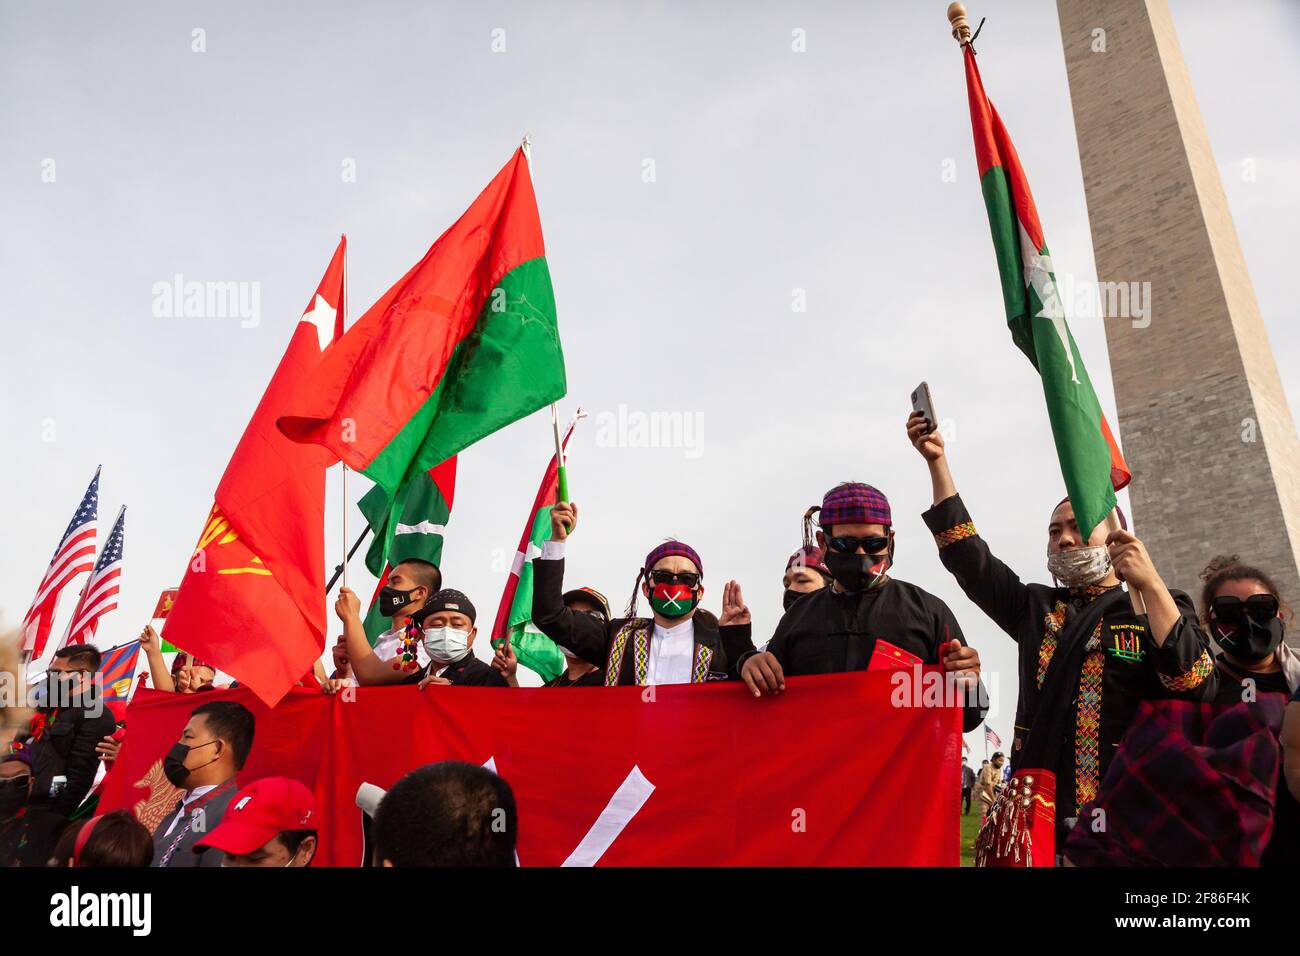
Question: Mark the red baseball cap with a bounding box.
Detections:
[196,776,316,856]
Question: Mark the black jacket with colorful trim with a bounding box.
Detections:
[922,493,1218,825]
[532,557,745,685]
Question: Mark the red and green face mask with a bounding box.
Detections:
[649,582,698,619]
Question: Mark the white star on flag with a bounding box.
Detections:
[1019,223,1080,384]
[301,293,338,351]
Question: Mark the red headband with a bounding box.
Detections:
[73,814,105,866]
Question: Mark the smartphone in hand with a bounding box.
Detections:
[910,381,938,434]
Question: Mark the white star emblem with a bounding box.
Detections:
[1019,223,1080,384]
[301,293,338,351]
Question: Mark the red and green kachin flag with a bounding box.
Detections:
[279,145,566,571]
[489,418,576,682]
[961,46,1130,538]
[361,456,457,642]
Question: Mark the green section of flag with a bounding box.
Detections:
[359,468,452,644]
[979,165,1116,538]
[361,257,565,575]
[494,504,565,682]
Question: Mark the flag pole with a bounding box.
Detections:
[340,233,350,591]
[1105,508,1146,615]
[551,403,569,502]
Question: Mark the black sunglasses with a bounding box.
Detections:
[1210,594,1279,626]
[0,776,29,792]
[827,535,890,555]
[580,609,608,623]
[648,570,700,588]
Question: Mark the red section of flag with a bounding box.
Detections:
[165,237,346,706]
[151,588,179,620]
[100,672,961,866]
[277,149,546,470]
[867,640,924,671]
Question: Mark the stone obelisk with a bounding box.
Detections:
[1055,0,1300,615]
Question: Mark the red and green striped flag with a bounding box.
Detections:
[361,456,457,642]
[280,144,567,572]
[961,46,1130,539]
[488,416,578,682]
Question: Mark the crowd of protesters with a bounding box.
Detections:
[2,410,1298,867]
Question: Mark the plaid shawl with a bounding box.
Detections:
[1063,696,1285,866]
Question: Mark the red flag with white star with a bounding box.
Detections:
[165,237,346,705]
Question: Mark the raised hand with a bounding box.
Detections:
[719,580,751,627]
[906,411,946,462]
[335,587,361,624]
[550,501,578,541]
[492,637,519,683]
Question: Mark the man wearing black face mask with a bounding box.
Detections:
[151,700,253,868]
[0,752,34,867]
[782,543,831,613]
[21,644,116,866]
[736,483,988,737]
[350,559,442,679]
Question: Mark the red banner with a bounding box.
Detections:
[99,671,960,866]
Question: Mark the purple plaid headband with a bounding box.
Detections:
[817,483,891,529]
[644,541,703,577]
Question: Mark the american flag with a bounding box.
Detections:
[62,505,126,647]
[984,725,1003,749]
[21,467,100,658]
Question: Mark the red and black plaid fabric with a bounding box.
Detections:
[786,545,830,577]
[1063,696,1285,866]
[819,482,891,529]
[644,540,702,577]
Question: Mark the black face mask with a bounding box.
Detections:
[163,740,219,789]
[0,781,28,817]
[1215,616,1286,663]
[782,588,805,612]
[378,585,420,618]
[824,547,892,592]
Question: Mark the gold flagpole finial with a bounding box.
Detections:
[947,3,972,45]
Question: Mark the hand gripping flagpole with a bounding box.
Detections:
[1105,508,1146,616]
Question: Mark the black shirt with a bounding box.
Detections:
[746,576,987,733]
[1212,654,1290,705]
[546,667,606,687]
[402,655,508,687]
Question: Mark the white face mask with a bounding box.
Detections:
[422,626,471,664]
[1046,545,1112,588]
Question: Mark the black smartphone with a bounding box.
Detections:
[910,381,937,434]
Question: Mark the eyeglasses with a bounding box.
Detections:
[827,535,890,555]
[649,570,700,588]
[1210,594,1279,626]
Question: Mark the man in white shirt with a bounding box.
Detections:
[530,501,752,686]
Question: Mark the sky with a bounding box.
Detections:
[2,0,1297,757]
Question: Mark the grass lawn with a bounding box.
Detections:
[959,806,981,867]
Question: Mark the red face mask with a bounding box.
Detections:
[649,583,698,618]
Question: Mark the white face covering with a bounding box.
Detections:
[422,627,471,664]
[1046,545,1112,588]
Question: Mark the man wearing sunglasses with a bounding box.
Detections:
[493,586,611,687]
[0,751,33,867]
[735,482,988,735]
[531,501,750,685]
[908,411,1217,861]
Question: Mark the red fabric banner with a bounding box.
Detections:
[99,671,960,866]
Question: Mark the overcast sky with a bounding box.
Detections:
[2,0,1297,754]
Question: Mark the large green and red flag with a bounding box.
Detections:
[489,416,578,682]
[165,237,347,706]
[360,456,457,642]
[961,46,1130,539]
[279,145,567,573]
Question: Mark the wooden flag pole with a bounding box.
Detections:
[551,403,569,502]
[947,2,972,45]
[1105,508,1147,616]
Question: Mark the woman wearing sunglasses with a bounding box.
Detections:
[1201,556,1298,704]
